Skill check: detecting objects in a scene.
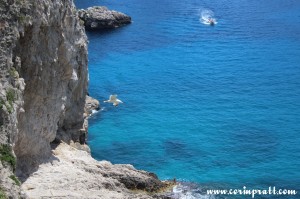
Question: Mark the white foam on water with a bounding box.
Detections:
[88,109,101,117]
[91,109,99,114]
[171,183,216,199]
[199,8,217,25]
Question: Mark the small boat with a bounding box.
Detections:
[208,19,215,26]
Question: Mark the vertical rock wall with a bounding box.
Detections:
[13,0,88,173]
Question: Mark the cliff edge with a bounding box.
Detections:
[0,0,172,198]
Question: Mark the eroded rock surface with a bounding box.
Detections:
[21,143,173,199]
[12,0,88,175]
[78,6,132,30]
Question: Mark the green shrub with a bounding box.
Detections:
[9,175,20,186]
[0,144,16,171]
[5,104,13,114]
[9,67,18,79]
[0,187,6,199]
[6,89,15,107]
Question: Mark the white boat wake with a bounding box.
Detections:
[199,9,217,25]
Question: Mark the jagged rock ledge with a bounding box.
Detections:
[21,142,174,199]
[78,6,132,30]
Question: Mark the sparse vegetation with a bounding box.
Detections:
[16,0,31,9]
[18,14,27,25]
[0,187,7,199]
[9,67,19,79]
[79,19,85,26]
[0,144,16,171]
[18,13,32,25]
[9,175,21,186]
[0,98,4,110]
[2,89,16,113]
[5,104,13,114]
[16,0,25,5]
[6,89,15,107]
[15,0,32,25]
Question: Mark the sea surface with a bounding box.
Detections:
[75,0,300,198]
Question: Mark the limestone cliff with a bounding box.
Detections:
[0,0,173,198]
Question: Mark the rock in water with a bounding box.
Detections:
[78,6,132,30]
[84,95,100,117]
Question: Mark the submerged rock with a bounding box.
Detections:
[78,6,132,30]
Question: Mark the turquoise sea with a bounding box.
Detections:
[75,0,300,198]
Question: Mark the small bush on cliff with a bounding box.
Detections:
[0,187,6,199]
[6,89,15,106]
[6,105,13,114]
[0,144,16,171]
[0,97,13,114]
[0,98,4,109]
[18,14,28,25]
[9,175,20,186]
[79,19,85,26]
[9,67,19,79]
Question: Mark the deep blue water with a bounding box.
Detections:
[75,0,300,198]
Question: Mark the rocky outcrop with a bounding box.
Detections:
[78,6,132,30]
[84,95,100,118]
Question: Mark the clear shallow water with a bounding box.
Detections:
[75,0,300,198]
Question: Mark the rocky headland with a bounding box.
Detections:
[0,0,173,198]
[78,6,132,30]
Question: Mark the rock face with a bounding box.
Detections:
[78,6,132,30]
[0,0,173,198]
[21,143,173,199]
[0,149,21,198]
[11,0,88,175]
